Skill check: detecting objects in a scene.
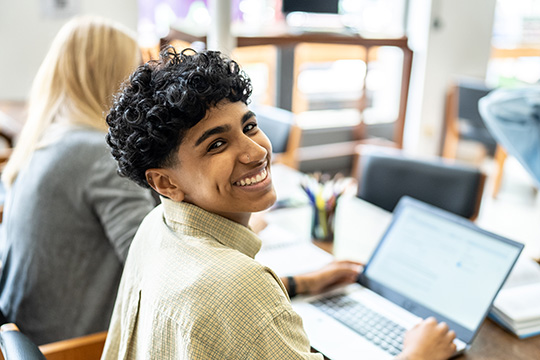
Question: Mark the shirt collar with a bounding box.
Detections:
[161,197,262,258]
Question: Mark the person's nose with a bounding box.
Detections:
[238,136,268,164]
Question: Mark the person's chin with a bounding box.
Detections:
[260,191,277,211]
[247,189,277,213]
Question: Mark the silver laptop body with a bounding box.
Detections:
[292,196,523,360]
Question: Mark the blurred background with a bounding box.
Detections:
[1,0,539,257]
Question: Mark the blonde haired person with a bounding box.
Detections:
[0,16,155,345]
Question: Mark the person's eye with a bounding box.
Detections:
[244,122,258,133]
[208,140,226,152]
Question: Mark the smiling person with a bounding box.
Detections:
[101,48,456,360]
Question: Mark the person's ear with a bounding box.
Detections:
[145,169,185,202]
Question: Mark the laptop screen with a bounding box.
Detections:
[360,197,523,341]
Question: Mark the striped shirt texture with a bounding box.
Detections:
[101,198,322,359]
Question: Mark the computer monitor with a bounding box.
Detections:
[282,0,339,14]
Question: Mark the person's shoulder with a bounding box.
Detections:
[24,127,111,182]
[53,128,110,161]
[209,255,287,305]
[71,128,109,151]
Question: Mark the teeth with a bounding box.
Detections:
[235,168,267,186]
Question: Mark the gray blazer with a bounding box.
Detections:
[0,127,155,345]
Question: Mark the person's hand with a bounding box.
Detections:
[398,317,457,360]
[294,260,363,295]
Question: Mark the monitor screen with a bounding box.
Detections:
[282,0,339,14]
[365,199,522,332]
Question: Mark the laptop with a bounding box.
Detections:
[292,196,524,359]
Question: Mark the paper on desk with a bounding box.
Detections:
[256,224,334,277]
[332,195,392,264]
[495,284,540,323]
[494,256,540,322]
[262,205,313,242]
[501,255,540,289]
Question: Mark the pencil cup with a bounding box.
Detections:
[301,172,348,242]
[310,202,335,242]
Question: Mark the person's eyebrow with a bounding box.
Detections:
[194,124,231,147]
[194,110,256,147]
[242,110,256,124]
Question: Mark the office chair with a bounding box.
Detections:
[39,331,107,360]
[0,323,46,360]
[251,104,302,168]
[0,323,107,360]
[355,147,486,220]
[442,78,496,159]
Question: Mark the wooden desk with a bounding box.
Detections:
[458,319,540,359]
[315,320,540,360]
[161,26,413,148]
[320,240,540,359]
[267,165,540,359]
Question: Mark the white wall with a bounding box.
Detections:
[0,0,138,101]
[404,0,496,155]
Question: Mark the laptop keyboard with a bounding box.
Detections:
[310,293,406,356]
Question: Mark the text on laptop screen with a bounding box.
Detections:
[365,205,521,331]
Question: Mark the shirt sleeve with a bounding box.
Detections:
[84,155,156,263]
[479,87,540,185]
[246,307,324,360]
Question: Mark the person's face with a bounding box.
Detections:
[150,100,276,226]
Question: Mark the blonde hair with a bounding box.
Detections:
[2,15,140,186]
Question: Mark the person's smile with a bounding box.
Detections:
[233,162,272,191]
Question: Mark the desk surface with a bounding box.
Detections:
[268,165,540,360]
[314,225,540,360]
[314,319,539,360]
[460,319,540,359]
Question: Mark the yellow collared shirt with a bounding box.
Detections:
[102,198,321,359]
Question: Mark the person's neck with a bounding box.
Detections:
[220,212,251,228]
[184,200,252,227]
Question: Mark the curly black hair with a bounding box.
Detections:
[106,48,253,188]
